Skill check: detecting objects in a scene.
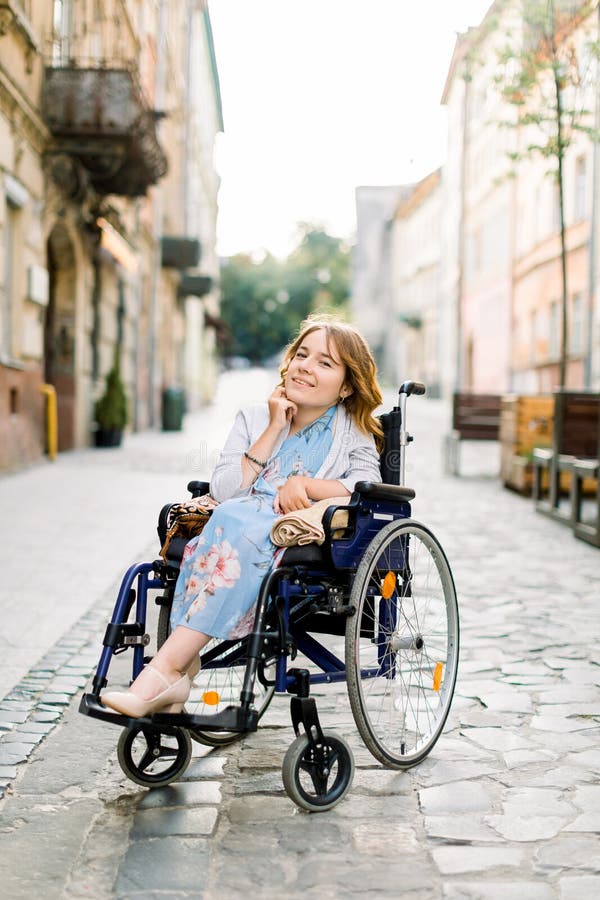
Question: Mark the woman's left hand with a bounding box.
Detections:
[274,475,312,514]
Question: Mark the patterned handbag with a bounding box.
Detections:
[160,494,219,558]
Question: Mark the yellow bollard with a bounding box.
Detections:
[40,383,58,461]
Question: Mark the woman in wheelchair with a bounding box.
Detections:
[101,315,384,719]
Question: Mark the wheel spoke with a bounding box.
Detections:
[345,520,459,768]
[138,747,157,771]
[157,613,275,746]
[301,758,329,796]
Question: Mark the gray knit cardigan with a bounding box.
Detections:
[210,402,382,503]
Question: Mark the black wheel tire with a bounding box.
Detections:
[282,732,354,812]
[157,598,275,747]
[345,518,459,769]
[156,598,171,649]
[116,724,192,788]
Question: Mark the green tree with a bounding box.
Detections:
[285,223,350,318]
[220,225,350,363]
[497,0,600,387]
[219,251,288,363]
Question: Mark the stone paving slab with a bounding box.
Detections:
[130,806,219,838]
[443,882,555,899]
[114,837,211,896]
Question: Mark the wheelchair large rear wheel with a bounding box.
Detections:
[157,604,275,746]
[345,519,458,768]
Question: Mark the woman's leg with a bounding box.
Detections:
[129,626,211,700]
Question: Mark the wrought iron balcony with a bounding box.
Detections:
[43,63,167,197]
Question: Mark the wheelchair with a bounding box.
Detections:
[80,381,459,812]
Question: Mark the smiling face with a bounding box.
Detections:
[283,327,351,417]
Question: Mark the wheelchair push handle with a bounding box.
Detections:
[400,380,426,397]
[397,381,426,485]
[187,480,210,498]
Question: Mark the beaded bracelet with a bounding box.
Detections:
[244,451,267,469]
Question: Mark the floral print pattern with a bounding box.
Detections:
[170,405,336,640]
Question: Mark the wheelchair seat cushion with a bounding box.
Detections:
[278,544,326,566]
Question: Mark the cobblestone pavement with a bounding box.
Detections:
[0,370,599,898]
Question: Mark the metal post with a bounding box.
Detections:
[398,390,408,486]
[148,0,167,428]
[584,5,600,388]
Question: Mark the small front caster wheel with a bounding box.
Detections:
[282,732,354,812]
[117,725,192,788]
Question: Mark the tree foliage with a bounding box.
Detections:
[498,0,599,156]
[219,225,350,363]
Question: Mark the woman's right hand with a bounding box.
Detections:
[268,385,297,431]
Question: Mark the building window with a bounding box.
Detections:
[51,0,73,64]
[574,155,587,221]
[530,310,538,364]
[533,185,541,243]
[473,228,481,273]
[470,87,485,122]
[9,386,18,415]
[571,292,583,354]
[552,182,562,233]
[549,300,559,359]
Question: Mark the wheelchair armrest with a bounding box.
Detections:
[354,481,416,502]
[321,494,361,543]
[187,480,210,498]
[320,481,415,548]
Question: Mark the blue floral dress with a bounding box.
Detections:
[170,406,336,640]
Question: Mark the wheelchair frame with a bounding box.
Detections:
[80,381,459,810]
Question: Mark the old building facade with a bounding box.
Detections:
[441,0,520,395]
[353,0,600,399]
[0,0,222,470]
[351,185,410,385]
[511,4,599,393]
[390,170,443,396]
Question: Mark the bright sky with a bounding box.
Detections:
[210,0,492,258]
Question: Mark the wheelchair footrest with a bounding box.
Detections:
[79,692,258,733]
[154,705,258,733]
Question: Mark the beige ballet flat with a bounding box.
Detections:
[101,666,190,718]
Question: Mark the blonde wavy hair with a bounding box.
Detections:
[280,314,383,444]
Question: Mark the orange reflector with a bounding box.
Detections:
[381,571,396,600]
[433,662,443,692]
[202,691,220,706]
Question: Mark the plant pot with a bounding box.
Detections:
[94,427,123,448]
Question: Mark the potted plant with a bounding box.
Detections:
[94,359,128,447]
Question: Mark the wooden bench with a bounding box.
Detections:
[532,391,600,532]
[500,394,553,494]
[571,436,600,547]
[444,392,502,476]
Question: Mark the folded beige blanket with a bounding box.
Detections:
[270,496,351,547]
